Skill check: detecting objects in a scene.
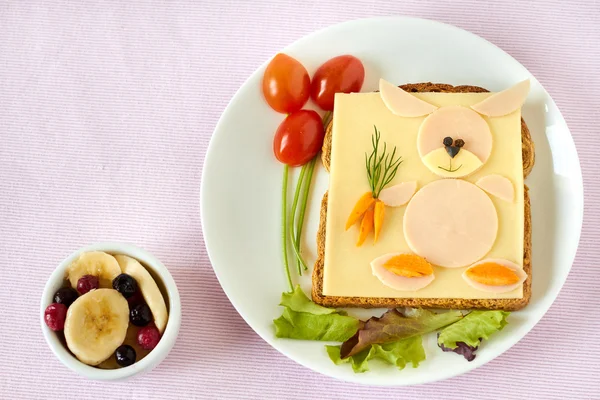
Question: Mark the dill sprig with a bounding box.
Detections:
[365,125,402,198]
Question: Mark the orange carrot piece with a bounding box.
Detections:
[345,191,375,230]
[373,200,385,243]
[356,206,375,246]
[383,254,434,277]
[465,263,520,286]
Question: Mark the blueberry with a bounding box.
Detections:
[455,138,465,148]
[443,136,453,147]
[130,303,153,327]
[112,274,138,298]
[115,345,136,367]
[53,287,79,308]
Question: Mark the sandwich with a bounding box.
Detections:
[312,80,534,311]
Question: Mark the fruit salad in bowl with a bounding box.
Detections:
[40,243,181,381]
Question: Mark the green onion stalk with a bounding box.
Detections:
[281,111,332,291]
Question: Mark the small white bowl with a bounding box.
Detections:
[40,242,182,381]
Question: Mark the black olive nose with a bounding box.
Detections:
[445,145,460,158]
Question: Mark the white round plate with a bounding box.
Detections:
[201,17,583,386]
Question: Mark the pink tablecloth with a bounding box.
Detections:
[1,1,599,399]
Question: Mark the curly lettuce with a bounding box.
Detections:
[278,284,335,315]
[273,288,512,371]
[326,335,425,373]
[437,310,510,361]
[438,338,479,361]
[273,286,360,342]
[340,308,463,358]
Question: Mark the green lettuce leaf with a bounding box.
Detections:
[273,286,360,341]
[326,336,426,373]
[279,285,335,315]
[437,310,510,349]
[340,308,463,358]
[274,308,359,342]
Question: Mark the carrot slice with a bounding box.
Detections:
[383,254,433,277]
[373,200,385,243]
[345,191,375,230]
[356,206,375,246]
[465,263,520,286]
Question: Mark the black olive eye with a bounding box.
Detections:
[443,137,453,147]
[455,139,465,148]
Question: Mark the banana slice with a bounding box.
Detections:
[64,289,129,366]
[66,251,121,289]
[114,255,168,333]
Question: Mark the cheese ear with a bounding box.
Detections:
[471,79,530,117]
[379,79,438,117]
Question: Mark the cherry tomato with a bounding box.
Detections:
[310,55,365,111]
[262,53,310,114]
[273,110,325,166]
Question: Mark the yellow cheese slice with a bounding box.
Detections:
[324,91,524,299]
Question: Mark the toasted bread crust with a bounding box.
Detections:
[314,82,534,311]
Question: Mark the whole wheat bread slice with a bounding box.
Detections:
[313,82,534,311]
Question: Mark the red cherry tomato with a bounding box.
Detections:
[273,110,325,167]
[262,53,310,114]
[310,55,365,111]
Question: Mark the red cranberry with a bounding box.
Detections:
[137,326,161,350]
[77,275,99,295]
[44,303,67,331]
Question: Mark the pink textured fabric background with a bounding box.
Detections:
[1,1,599,399]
